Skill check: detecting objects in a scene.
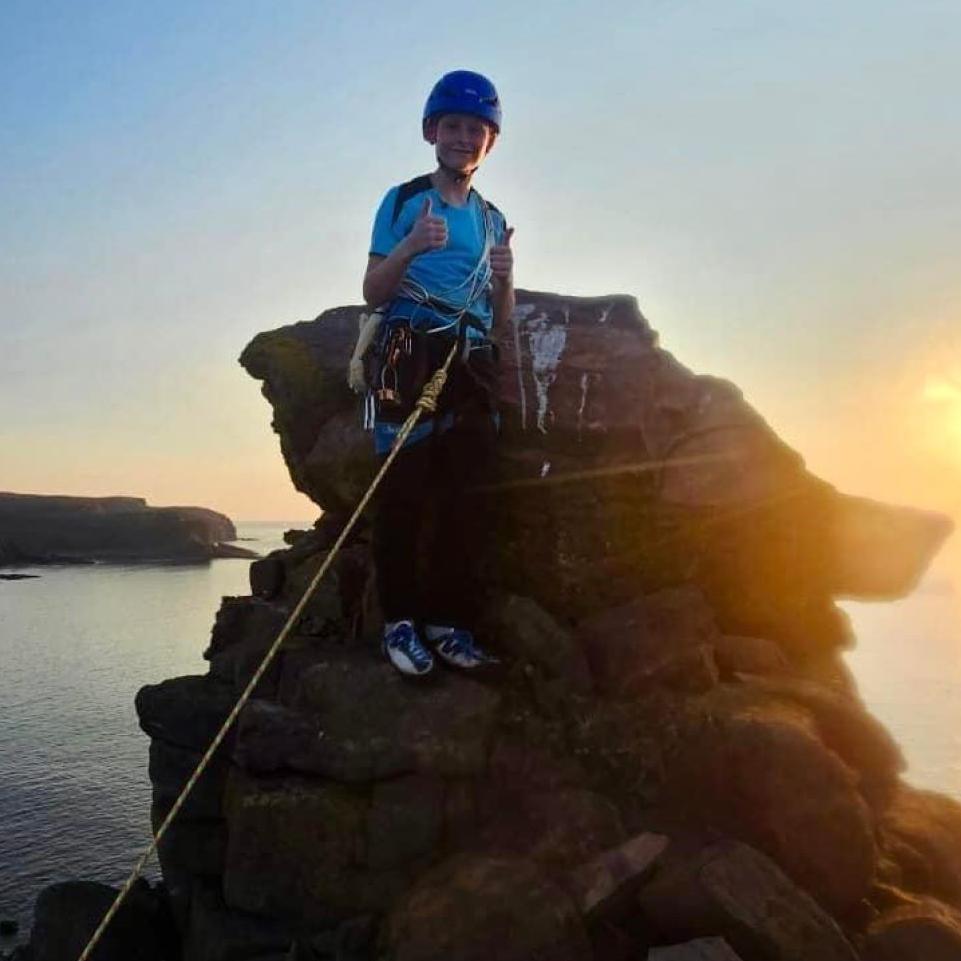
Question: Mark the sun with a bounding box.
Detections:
[922,373,961,443]
[923,377,961,403]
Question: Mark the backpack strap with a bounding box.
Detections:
[478,192,502,219]
[392,177,502,228]
[391,175,433,227]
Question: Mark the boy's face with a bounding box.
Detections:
[425,113,497,173]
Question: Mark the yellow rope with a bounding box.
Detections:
[76,341,460,961]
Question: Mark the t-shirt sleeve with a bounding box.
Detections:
[369,187,402,257]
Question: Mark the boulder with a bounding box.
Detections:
[268,649,501,781]
[732,675,905,808]
[713,635,790,678]
[275,543,369,640]
[286,915,376,961]
[135,675,235,751]
[5,946,35,961]
[576,585,720,698]
[222,771,411,922]
[476,788,627,875]
[879,786,961,906]
[239,310,362,511]
[861,896,961,961]
[222,771,355,919]
[663,685,877,915]
[563,831,669,922]
[487,721,587,795]
[249,553,286,599]
[647,939,744,960]
[151,802,227,879]
[786,647,860,697]
[231,698,322,775]
[636,840,858,961]
[249,519,345,601]
[565,690,683,808]
[184,882,294,961]
[587,920,641,961]
[366,775,445,872]
[384,855,592,961]
[477,593,592,694]
[28,880,172,961]
[149,738,229,820]
[204,597,290,698]
[207,596,288,661]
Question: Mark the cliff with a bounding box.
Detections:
[21,292,959,961]
[0,493,256,564]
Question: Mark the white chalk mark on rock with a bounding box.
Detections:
[597,303,613,325]
[511,312,534,430]
[527,311,568,434]
[577,372,591,439]
[540,461,551,477]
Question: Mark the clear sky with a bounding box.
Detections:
[2,1,960,560]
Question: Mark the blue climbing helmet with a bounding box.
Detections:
[422,70,502,134]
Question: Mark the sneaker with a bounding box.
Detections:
[426,626,500,671]
[383,620,434,678]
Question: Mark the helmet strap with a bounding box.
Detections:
[434,156,476,185]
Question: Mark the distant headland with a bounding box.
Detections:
[0,492,259,566]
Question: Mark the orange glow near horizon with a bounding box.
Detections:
[923,373,961,443]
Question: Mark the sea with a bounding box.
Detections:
[1,520,959,946]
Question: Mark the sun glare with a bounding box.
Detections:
[923,377,961,403]
[922,372,961,443]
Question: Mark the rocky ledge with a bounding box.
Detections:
[0,493,257,565]
[15,291,959,961]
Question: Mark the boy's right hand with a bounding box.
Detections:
[403,197,448,256]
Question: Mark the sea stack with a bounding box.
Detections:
[25,291,957,960]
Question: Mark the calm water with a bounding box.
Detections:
[0,521,307,945]
[843,556,961,797]
[1,522,959,945]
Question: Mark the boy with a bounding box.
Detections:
[363,70,514,678]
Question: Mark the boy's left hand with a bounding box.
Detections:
[490,227,514,282]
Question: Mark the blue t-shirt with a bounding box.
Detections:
[369,175,507,338]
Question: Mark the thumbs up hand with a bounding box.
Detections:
[404,196,448,256]
[490,225,514,282]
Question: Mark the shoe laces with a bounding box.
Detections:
[440,629,486,660]
[387,621,432,669]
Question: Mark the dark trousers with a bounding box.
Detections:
[372,352,498,626]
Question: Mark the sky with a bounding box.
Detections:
[2,1,960,562]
